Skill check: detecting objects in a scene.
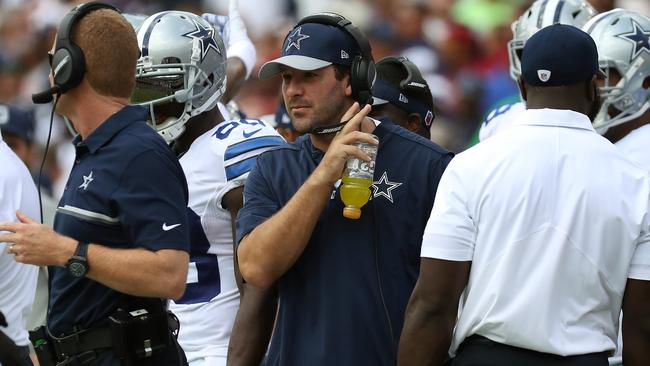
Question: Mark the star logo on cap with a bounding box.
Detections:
[285,27,310,52]
[617,20,650,60]
[182,19,221,61]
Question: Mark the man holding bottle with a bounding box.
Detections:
[235,12,452,366]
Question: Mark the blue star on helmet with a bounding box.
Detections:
[182,19,221,61]
[285,27,310,52]
[617,19,650,60]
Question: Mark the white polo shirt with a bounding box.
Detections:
[0,130,39,346]
[421,108,650,357]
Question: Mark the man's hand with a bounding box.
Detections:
[312,102,377,186]
[0,211,76,266]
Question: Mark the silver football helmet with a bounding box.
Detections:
[584,10,650,132]
[133,11,227,143]
[508,0,596,81]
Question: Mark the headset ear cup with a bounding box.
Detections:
[351,56,372,104]
[52,44,85,93]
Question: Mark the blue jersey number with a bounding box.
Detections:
[214,119,265,140]
[484,103,513,126]
[175,208,221,304]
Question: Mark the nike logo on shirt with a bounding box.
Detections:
[243,128,262,138]
[162,223,181,231]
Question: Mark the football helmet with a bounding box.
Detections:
[133,11,227,143]
[584,10,650,132]
[508,0,596,81]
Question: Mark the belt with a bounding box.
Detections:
[50,326,113,360]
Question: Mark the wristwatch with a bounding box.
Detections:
[65,242,89,278]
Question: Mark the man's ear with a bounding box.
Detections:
[518,77,527,101]
[407,113,421,134]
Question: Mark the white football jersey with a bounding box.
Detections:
[170,118,285,363]
[0,133,39,347]
[478,102,526,142]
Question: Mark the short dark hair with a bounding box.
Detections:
[333,64,350,81]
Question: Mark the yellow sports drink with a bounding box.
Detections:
[340,138,378,219]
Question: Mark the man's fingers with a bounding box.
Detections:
[0,234,19,245]
[16,211,35,224]
[339,145,372,163]
[340,102,360,124]
[0,222,20,233]
[340,104,372,135]
[336,131,379,147]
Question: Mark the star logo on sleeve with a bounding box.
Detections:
[79,171,94,190]
[617,19,650,60]
[182,19,221,61]
[372,172,402,203]
[285,27,310,52]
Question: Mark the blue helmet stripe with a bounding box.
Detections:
[538,0,550,28]
[141,11,171,57]
[553,0,565,24]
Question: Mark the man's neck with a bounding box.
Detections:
[174,107,224,156]
[70,89,128,139]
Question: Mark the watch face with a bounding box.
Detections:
[68,261,87,277]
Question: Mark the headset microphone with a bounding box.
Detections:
[32,86,61,104]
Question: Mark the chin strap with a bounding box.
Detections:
[310,120,349,135]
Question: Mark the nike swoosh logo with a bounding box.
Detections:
[243,128,262,138]
[162,223,181,231]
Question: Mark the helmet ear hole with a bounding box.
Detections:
[643,76,650,90]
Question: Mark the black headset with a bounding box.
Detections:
[294,13,376,105]
[51,2,119,94]
[379,56,430,94]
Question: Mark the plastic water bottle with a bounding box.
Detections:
[340,138,377,219]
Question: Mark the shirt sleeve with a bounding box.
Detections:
[236,157,280,244]
[113,149,190,253]
[629,232,650,281]
[421,158,476,261]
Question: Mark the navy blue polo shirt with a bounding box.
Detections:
[49,105,190,336]
[237,121,453,366]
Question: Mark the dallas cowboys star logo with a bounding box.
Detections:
[182,19,221,61]
[285,27,310,52]
[372,172,402,203]
[617,19,650,60]
[79,171,94,190]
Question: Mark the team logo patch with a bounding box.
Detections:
[285,27,310,51]
[372,172,402,203]
[79,171,94,190]
[424,110,434,126]
[537,69,551,83]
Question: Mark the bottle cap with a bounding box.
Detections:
[343,206,361,220]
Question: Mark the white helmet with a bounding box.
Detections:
[584,9,650,133]
[132,11,227,143]
[508,0,596,81]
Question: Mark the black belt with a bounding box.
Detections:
[50,326,113,360]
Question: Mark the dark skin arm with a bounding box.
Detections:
[224,186,278,366]
[398,258,471,366]
[622,278,650,365]
[222,58,247,105]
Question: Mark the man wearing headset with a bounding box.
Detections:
[236,13,453,365]
[0,4,190,365]
[370,56,436,139]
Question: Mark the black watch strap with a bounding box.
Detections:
[66,241,89,277]
[75,241,89,258]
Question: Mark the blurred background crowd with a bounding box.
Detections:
[0,0,648,202]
